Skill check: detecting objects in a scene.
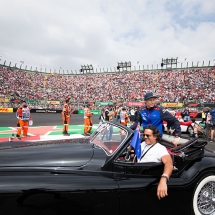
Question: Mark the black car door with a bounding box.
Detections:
[0,169,120,215]
[113,162,192,215]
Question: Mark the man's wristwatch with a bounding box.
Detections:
[161,174,169,181]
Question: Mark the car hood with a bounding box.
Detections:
[0,141,94,168]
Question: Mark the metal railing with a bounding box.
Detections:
[1,60,215,75]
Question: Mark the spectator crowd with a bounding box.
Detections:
[0,66,215,109]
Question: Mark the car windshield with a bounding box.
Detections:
[90,122,128,156]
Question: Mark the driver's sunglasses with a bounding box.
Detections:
[143,134,152,138]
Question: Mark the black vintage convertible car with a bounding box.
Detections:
[0,121,214,215]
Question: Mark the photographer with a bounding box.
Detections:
[182,107,190,122]
[201,107,211,124]
[115,105,122,123]
[104,104,115,140]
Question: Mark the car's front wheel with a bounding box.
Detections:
[193,175,215,215]
[187,125,194,136]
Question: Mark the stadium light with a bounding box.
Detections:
[116,61,131,71]
[161,58,178,69]
[80,64,94,73]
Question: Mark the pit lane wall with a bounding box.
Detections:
[2,103,215,119]
[0,108,13,113]
[1,108,101,115]
[0,108,203,118]
[31,109,101,115]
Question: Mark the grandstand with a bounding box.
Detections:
[0,61,215,110]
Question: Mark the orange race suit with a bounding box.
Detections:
[16,106,31,137]
[62,103,73,135]
[84,107,93,134]
[120,110,129,126]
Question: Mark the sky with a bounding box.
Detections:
[0,0,215,73]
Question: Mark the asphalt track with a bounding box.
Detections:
[0,113,215,152]
[0,112,100,144]
[0,112,99,127]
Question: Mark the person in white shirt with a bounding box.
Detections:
[129,107,135,124]
[138,125,173,200]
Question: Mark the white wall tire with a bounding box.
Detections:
[193,175,215,215]
[187,125,194,135]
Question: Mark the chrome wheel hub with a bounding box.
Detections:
[197,182,215,214]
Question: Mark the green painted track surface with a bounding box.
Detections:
[0,127,14,131]
[51,125,97,135]
[0,124,120,137]
[0,127,15,137]
[0,124,99,137]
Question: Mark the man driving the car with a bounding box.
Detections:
[138,125,173,200]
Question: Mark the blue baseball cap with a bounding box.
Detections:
[144,92,158,101]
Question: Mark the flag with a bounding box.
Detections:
[137,61,139,64]
[130,124,141,159]
[184,58,187,61]
[20,61,24,64]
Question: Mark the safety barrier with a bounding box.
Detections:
[0,108,13,112]
[0,108,202,118]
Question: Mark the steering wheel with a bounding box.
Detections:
[124,147,131,161]
[124,145,135,162]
